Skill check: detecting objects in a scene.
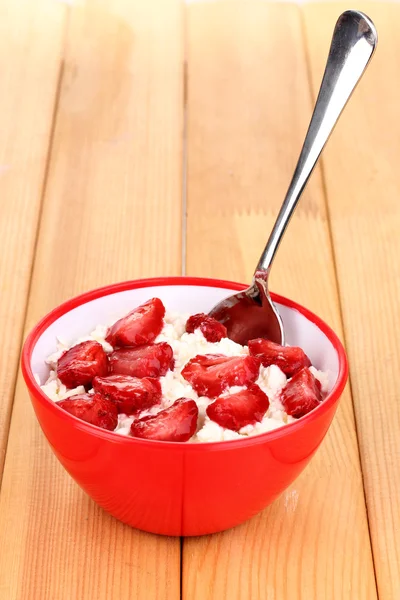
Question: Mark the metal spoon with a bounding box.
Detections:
[209,10,377,345]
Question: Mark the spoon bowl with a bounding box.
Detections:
[209,275,284,345]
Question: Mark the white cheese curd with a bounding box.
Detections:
[39,369,85,402]
[160,369,198,405]
[39,309,328,442]
[196,418,242,442]
[114,414,135,436]
[309,366,330,394]
[157,312,188,340]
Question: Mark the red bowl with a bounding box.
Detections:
[21,277,348,536]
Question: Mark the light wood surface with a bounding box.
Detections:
[0,1,398,599]
[303,3,400,599]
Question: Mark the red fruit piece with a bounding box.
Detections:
[130,398,198,442]
[105,298,165,348]
[57,340,108,388]
[109,342,174,378]
[248,338,311,377]
[280,367,322,418]
[206,384,269,431]
[93,375,161,415]
[186,313,227,342]
[57,393,118,431]
[181,354,260,397]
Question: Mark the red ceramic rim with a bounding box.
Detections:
[21,277,349,450]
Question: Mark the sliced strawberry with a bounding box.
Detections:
[248,338,311,377]
[206,384,269,431]
[57,341,108,388]
[280,367,322,418]
[181,354,260,397]
[57,393,118,431]
[93,375,161,415]
[109,342,174,378]
[130,398,198,442]
[186,313,227,342]
[106,298,165,348]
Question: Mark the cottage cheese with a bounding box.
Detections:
[39,311,328,442]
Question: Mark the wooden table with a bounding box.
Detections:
[0,1,399,598]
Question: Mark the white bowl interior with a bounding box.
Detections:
[31,285,339,390]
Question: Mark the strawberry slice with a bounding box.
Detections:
[57,341,108,388]
[280,367,322,418]
[181,354,260,397]
[248,338,311,377]
[186,313,227,342]
[109,342,174,378]
[93,375,161,415]
[106,298,165,348]
[206,384,269,431]
[130,398,198,442]
[57,393,118,431]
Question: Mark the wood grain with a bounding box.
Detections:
[303,3,400,598]
[0,0,66,476]
[0,1,183,598]
[184,3,377,599]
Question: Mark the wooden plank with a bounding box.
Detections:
[184,3,377,599]
[303,3,400,598]
[0,0,66,475]
[0,1,183,598]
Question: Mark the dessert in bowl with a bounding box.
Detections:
[22,277,348,536]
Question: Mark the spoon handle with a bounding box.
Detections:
[255,10,377,276]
